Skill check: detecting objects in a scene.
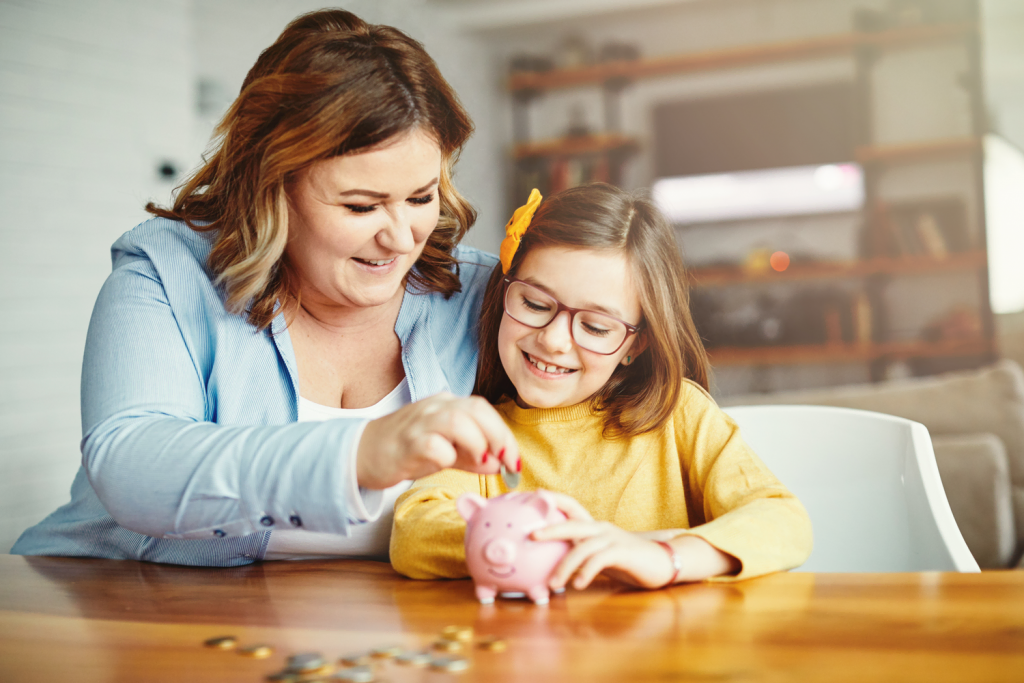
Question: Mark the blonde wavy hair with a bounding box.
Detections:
[147,9,476,330]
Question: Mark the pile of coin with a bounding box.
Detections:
[201,625,508,681]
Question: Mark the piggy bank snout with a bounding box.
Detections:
[483,537,517,566]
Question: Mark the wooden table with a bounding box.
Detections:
[1,555,1022,682]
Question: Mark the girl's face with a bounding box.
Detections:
[498,245,644,409]
[285,127,442,311]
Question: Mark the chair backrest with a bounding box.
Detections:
[722,404,979,572]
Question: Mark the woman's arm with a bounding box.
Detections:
[81,255,378,539]
[82,249,515,541]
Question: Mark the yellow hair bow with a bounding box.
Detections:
[499,188,543,274]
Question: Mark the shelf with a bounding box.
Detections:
[855,137,981,165]
[689,250,987,287]
[508,22,976,93]
[707,337,993,367]
[513,133,639,160]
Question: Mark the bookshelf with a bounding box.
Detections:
[503,3,992,384]
[507,22,976,94]
[689,251,988,288]
[707,337,994,367]
[513,133,638,160]
[854,137,981,165]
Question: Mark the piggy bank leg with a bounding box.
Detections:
[527,585,550,606]
[475,584,498,605]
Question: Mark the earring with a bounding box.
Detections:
[626,356,631,365]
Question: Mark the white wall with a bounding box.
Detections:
[0,0,194,552]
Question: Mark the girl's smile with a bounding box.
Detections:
[498,246,644,409]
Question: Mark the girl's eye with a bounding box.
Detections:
[581,322,612,337]
[522,297,551,312]
[344,204,377,214]
[408,193,434,206]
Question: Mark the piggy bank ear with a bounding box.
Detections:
[527,490,557,519]
[456,493,489,522]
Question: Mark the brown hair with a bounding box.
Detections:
[474,183,709,438]
[147,9,476,329]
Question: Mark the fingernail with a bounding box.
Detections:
[482,451,490,463]
[498,447,506,462]
[516,459,522,473]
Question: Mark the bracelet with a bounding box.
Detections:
[655,540,683,587]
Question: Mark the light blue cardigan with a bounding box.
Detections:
[12,218,497,566]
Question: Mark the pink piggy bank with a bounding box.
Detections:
[456,490,570,605]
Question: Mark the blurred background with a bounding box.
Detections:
[2,0,1023,558]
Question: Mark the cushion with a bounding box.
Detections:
[932,433,1017,569]
[720,360,1024,549]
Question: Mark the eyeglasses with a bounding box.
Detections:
[502,278,641,355]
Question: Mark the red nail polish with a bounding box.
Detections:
[516,459,522,473]
[498,447,506,461]
[483,451,490,463]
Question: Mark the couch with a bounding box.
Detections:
[718,359,1024,569]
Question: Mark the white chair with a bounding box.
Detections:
[722,404,979,573]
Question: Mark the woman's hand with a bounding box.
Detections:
[355,393,519,489]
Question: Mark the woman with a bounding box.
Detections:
[12,9,518,565]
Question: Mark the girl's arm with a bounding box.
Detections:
[532,381,811,588]
[669,381,813,581]
[390,468,488,579]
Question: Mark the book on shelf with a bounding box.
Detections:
[864,197,972,259]
[516,151,616,196]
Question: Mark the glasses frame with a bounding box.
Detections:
[502,277,642,356]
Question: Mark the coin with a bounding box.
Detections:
[203,635,237,649]
[500,463,521,490]
[332,665,376,682]
[368,645,402,659]
[266,671,300,682]
[476,635,507,652]
[430,656,470,673]
[394,650,432,667]
[239,644,274,658]
[287,652,327,672]
[433,639,464,652]
[339,652,371,667]
[441,625,474,642]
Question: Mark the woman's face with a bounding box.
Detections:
[286,127,443,310]
[498,246,644,409]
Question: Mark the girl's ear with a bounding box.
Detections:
[621,331,649,366]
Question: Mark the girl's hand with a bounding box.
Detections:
[546,492,594,522]
[355,393,519,489]
[532,523,742,590]
[532,521,676,590]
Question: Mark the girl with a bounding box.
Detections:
[390,183,811,589]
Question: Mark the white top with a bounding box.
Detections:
[264,378,413,561]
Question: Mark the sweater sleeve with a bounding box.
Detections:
[674,382,813,580]
[391,468,495,579]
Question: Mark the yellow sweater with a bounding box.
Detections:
[391,380,812,582]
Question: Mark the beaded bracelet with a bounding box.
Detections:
[655,540,683,586]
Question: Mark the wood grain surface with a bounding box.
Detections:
[1,555,1022,682]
